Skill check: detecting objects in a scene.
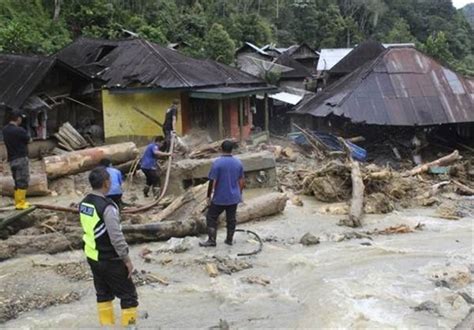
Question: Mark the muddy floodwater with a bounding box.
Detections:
[1,192,473,329]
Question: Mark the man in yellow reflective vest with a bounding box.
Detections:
[79,167,138,327]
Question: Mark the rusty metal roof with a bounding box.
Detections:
[57,37,265,89]
[294,47,474,126]
[0,54,55,109]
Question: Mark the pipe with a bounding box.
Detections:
[235,229,263,257]
[34,133,176,215]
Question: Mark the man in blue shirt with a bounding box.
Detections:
[140,136,171,197]
[200,140,244,247]
[99,158,124,208]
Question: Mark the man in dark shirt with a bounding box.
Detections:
[200,140,245,247]
[162,99,179,149]
[2,109,31,209]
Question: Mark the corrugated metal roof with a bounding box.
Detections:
[329,41,386,74]
[0,54,55,109]
[269,92,303,105]
[58,37,265,89]
[316,48,353,71]
[294,47,474,126]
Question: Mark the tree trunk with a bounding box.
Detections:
[0,173,49,197]
[0,193,288,260]
[53,0,61,22]
[341,161,364,227]
[407,150,461,176]
[122,192,288,240]
[43,142,139,179]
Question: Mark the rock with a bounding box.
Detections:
[241,275,271,286]
[157,237,193,253]
[300,232,320,246]
[413,301,439,314]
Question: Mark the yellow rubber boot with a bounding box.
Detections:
[15,189,31,210]
[97,301,115,326]
[121,307,138,327]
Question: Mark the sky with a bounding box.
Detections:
[452,0,472,8]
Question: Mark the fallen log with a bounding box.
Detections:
[0,173,50,197]
[452,180,474,196]
[1,193,288,260]
[407,150,461,176]
[43,142,139,179]
[188,138,237,159]
[122,192,288,240]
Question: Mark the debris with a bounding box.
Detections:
[436,201,463,220]
[241,275,271,286]
[189,138,237,159]
[54,122,90,151]
[452,180,474,196]
[364,193,394,214]
[340,160,364,228]
[300,232,320,246]
[375,224,414,235]
[407,150,461,176]
[205,262,219,277]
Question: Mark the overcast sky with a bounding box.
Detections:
[452,0,472,8]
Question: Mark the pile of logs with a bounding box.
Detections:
[54,122,90,151]
[188,138,237,159]
[0,192,288,260]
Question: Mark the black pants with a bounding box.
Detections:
[108,194,122,209]
[163,128,172,151]
[10,157,30,189]
[142,168,160,187]
[87,258,138,309]
[206,203,237,231]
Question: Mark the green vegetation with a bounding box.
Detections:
[0,0,472,73]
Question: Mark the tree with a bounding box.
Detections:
[204,23,235,64]
[422,31,454,65]
[384,18,416,43]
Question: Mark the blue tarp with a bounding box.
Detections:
[288,131,367,161]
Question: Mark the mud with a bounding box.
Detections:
[1,194,472,328]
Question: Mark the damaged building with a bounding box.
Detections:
[0,54,97,157]
[291,44,474,160]
[57,37,275,144]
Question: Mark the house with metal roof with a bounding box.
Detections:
[292,45,474,133]
[0,54,94,143]
[57,37,275,143]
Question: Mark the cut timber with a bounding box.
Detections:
[205,263,219,277]
[43,142,139,179]
[407,150,461,176]
[349,161,364,227]
[0,173,49,196]
[341,161,364,228]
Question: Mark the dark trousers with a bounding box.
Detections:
[206,203,237,231]
[87,258,138,309]
[163,128,172,151]
[142,168,160,187]
[10,157,30,189]
[108,194,123,209]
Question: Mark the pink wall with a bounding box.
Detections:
[226,98,252,140]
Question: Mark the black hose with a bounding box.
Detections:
[235,229,263,257]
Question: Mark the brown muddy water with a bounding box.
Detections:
[1,192,473,329]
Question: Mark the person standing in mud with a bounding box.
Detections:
[162,99,179,150]
[2,108,31,210]
[200,140,245,247]
[79,167,138,326]
[140,135,171,197]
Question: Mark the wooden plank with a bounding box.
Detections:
[218,100,224,139]
[0,206,36,230]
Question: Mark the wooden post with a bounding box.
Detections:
[239,98,244,142]
[218,100,224,139]
[264,93,269,132]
